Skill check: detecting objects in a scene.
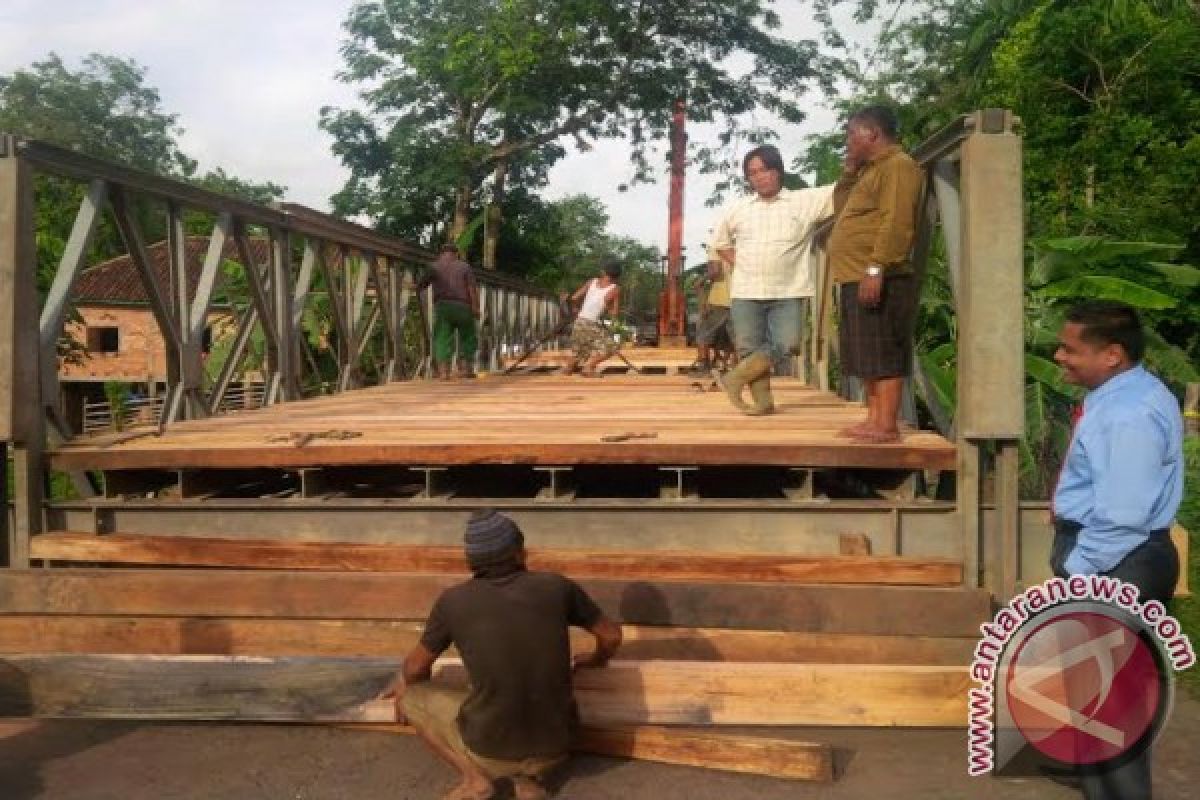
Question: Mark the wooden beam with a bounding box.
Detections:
[0,655,969,727]
[30,532,963,586]
[0,615,976,664]
[0,568,991,636]
[573,725,833,782]
[49,440,956,471]
[0,654,395,721]
[347,723,834,783]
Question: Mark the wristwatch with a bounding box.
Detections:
[865,265,884,277]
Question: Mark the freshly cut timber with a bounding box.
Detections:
[0,655,969,727]
[0,568,991,636]
[0,615,976,664]
[30,532,963,586]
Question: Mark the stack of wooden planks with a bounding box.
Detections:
[0,530,986,782]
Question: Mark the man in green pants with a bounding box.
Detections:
[420,243,480,379]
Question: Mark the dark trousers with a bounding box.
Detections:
[1050,520,1179,800]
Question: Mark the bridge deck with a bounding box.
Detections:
[49,374,956,472]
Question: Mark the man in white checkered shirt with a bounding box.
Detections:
[710,145,833,415]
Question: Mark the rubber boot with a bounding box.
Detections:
[715,352,771,414]
[747,373,775,415]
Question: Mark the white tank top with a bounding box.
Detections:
[578,279,615,322]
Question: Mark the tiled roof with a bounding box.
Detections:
[72,236,270,306]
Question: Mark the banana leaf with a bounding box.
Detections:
[1033,276,1178,309]
[1144,329,1200,384]
[1025,353,1075,397]
[1145,261,1200,288]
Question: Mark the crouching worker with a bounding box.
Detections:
[394,509,623,800]
[561,259,622,377]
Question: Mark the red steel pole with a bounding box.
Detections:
[658,98,687,345]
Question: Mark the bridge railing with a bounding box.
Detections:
[0,134,558,564]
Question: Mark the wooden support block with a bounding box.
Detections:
[838,533,872,556]
[1171,524,1190,597]
[28,533,963,586]
[0,615,977,664]
[0,655,969,727]
[0,568,990,635]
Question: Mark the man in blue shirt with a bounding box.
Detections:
[1051,301,1182,598]
[1050,301,1183,800]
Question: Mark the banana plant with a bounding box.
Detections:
[914,234,1199,497]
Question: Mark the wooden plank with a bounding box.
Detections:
[839,533,872,555]
[0,654,394,721]
[0,655,969,727]
[0,569,992,636]
[347,723,834,782]
[47,373,957,472]
[0,616,977,664]
[49,440,957,471]
[31,532,963,586]
[573,725,833,782]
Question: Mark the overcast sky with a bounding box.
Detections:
[0,0,875,262]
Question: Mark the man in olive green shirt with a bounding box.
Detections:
[827,105,924,443]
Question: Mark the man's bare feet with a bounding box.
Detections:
[836,421,873,438]
[441,778,494,800]
[512,776,549,800]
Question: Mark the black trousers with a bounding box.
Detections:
[1050,520,1179,800]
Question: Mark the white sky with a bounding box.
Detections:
[0,0,876,262]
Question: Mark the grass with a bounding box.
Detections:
[1174,435,1200,697]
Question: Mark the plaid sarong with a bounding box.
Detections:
[838,274,918,379]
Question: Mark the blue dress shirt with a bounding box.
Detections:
[1054,365,1184,575]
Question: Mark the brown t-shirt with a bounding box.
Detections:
[420,253,477,306]
[419,568,603,760]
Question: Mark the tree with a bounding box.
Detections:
[322,0,837,267]
[0,51,289,384]
[0,53,288,290]
[800,0,1200,496]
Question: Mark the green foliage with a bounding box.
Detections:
[811,0,1200,495]
[102,381,131,432]
[500,193,661,322]
[1175,436,1200,697]
[0,52,288,380]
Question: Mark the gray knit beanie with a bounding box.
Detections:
[464,509,524,568]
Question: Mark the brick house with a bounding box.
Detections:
[58,237,267,431]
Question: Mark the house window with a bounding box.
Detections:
[87,326,120,353]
